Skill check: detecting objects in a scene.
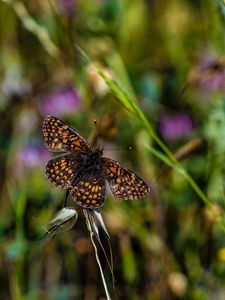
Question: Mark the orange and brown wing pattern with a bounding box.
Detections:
[43,115,92,153]
[69,175,106,209]
[46,154,80,189]
[102,158,150,200]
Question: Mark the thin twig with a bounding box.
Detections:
[88,211,115,286]
[83,209,111,300]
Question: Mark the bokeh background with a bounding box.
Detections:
[1,0,225,299]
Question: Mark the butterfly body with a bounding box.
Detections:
[81,149,103,171]
[43,116,150,209]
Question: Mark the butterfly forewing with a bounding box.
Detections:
[69,174,106,209]
[46,154,81,189]
[43,115,92,153]
[102,158,150,200]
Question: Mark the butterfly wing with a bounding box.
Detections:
[43,115,92,153]
[69,174,106,209]
[46,154,81,189]
[102,158,150,200]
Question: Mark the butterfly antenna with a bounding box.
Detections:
[94,120,101,149]
[104,146,132,151]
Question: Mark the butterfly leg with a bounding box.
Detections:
[63,189,70,207]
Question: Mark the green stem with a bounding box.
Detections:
[1,0,60,58]
[101,74,225,230]
[147,145,225,230]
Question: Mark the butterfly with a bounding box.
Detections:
[43,115,150,209]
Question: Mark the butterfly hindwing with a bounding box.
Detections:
[43,115,92,153]
[46,154,81,189]
[102,158,150,200]
[69,174,106,209]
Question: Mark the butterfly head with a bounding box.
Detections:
[93,148,103,158]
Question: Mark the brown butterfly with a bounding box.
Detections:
[43,115,150,209]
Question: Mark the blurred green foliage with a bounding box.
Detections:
[1,0,225,299]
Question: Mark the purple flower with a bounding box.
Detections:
[19,145,49,168]
[190,55,225,94]
[15,143,49,178]
[58,0,75,17]
[159,113,194,141]
[2,68,31,98]
[40,87,80,117]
